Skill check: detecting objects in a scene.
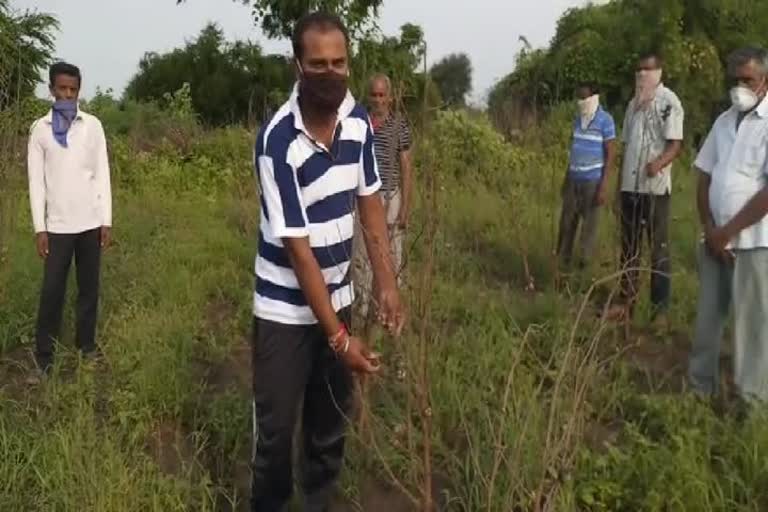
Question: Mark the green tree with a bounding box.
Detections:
[429,53,472,107]
[487,0,754,142]
[350,23,441,118]
[0,0,57,109]
[124,23,293,125]
[177,0,382,39]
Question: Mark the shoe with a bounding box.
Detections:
[81,349,103,368]
[26,367,47,386]
[602,304,629,322]
[650,313,669,333]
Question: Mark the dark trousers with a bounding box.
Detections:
[35,229,101,369]
[618,192,671,313]
[251,310,353,512]
[557,178,601,268]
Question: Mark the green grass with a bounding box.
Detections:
[1,115,768,511]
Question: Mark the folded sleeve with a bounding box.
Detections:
[664,93,685,141]
[694,125,717,175]
[602,113,617,141]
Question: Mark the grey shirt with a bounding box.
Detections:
[621,85,684,195]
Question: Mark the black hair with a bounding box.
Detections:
[49,61,82,87]
[727,46,768,76]
[292,12,349,61]
[576,82,599,95]
[637,51,664,68]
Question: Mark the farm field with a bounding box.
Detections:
[2,108,768,512]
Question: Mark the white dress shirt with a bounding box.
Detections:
[695,95,768,250]
[621,85,685,195]
[27,109,112,234]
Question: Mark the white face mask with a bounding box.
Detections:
[577,94,599,129]
[731,85,760,112]
[577,94,599,115]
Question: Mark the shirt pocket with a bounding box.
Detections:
[739,130,768,179]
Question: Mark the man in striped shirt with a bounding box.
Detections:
[354,73,413,320]
[251,12,404,511]
[557,82,616,269]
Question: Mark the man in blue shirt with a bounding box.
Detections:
[250,12,405,512]
[557,82,617,269]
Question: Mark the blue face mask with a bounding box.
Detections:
[51,99,78,147]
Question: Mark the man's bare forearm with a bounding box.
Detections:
[283,237,342,338]
[600,139,617,187]
[723,186,768,237]
[653,139,683,168]
[359,194,397,290]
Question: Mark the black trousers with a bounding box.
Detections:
[618,192,671,313]
[251,309,353,512]
[35,229,101,369]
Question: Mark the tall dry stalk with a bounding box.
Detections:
[0,35,25,260]
[410,41,438,512]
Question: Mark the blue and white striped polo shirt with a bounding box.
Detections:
[253,84,381,325]
[568,106,616,182]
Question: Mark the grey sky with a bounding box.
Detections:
[17,0,588,103]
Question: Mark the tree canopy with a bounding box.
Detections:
[489,0,768,142]
[430,53,472,107]
[177,0,382,39]
[124,23,293,126]
[0,0,57,109]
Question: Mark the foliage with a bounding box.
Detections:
[86,85,202,155]
[350,23,441,115]
[425,109,538,190]
[2,96,768,509]
[125,23,293,126]
[177,0,381,40]
[487,0,759,142]
[429,53,472,107]
[0,0,57,109]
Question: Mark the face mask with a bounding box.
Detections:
[577,94,600,129]
[577,94,599,116]
[731,85,760,112]
[297,62,348,114]
[634,68,663,109]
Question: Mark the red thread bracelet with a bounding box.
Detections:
[329,324,348,352]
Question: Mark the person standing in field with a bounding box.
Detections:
[689,47,768,402]
[354,73,413,321]
[27,62,112,380]
[250,12,405,511]
[556,82,616,270]
[605,52,684,326]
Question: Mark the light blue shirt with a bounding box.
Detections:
[568,106,616,182]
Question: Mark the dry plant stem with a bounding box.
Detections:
[354,402,421,506]
[531,270,631,510]
[328,377,421,508]
[485,329,532,511]
[416,219,435,511]
[416,52,436,510]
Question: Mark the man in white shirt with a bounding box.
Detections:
[606,52,684,325]
[27,62,112,376]
[689,47,768,402]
